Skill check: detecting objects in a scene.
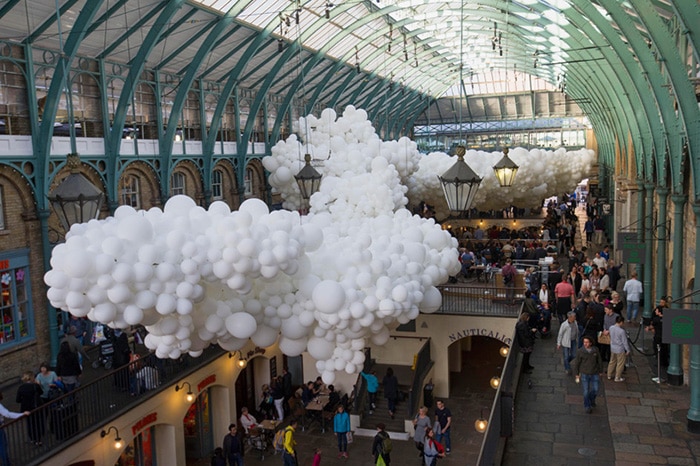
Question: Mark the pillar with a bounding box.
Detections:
[654,186,668,304]
[687,202,700,433]
[667,194,686,386]
[642,183,654,323]
[39,208,60,366]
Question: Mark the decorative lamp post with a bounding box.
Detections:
[438,145,482,212]
[294,153,322,201]
[493,147,519,187]
[48,153,104,233]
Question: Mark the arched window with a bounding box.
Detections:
[212,169,223,200]
[244,168,254,197]
[119,175,141,209]
[171,172,186,196]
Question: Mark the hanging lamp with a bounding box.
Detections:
[493,147,519,187]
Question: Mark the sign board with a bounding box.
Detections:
[662,308,700,345]
[602,203,611,215]
[617,232,645,263]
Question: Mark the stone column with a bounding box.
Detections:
[687,202,700,433]
[642,183,654,323]
[667,194,686,386]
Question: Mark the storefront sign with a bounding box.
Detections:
[663,308,700,345]
[448,328,512,345]
[617,232,645,263]
[0,260,9,270]
[198,374,216,392]
[132,412,158,435]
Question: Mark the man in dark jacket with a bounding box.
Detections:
[571,335,603,414]
[515,312,536,373]
[222,424,244,466]
[372,423,391,465]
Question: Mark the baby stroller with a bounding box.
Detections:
[91,323,115,369]
[531,303,552,338]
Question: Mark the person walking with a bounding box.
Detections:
[608,315,630,381]
[222,423,244,466]
[554,273,575,323]
[372,423,391,465]
[434,399,452,454]
[382,367,399,419]
[15,372,44,446]
[515,312,536,373]
[282,418,299,466]
[333,405,351,459]
[572,335,603,414]
[556,311,579,375]
[622,271,643,323]
[56,340,82,392]
[360,370,379,414]
[412,406,431,458]
[272,377,285,421]
[501,259,517,305]
[0,391,30,465]
[422,427,445,466]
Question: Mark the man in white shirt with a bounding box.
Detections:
[622,271,643,323]
[592,252,607,269]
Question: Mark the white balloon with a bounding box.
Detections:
[225,312,258,339]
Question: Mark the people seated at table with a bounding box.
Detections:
[313,376,327,394]
[323,385,340,412]
[301,381,318,406]
[240,407,260,435]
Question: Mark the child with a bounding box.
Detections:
[210,447,226,466]
[312,448,322,466]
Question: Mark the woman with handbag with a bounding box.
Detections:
[333,404,351,459]
[413,406,431,458]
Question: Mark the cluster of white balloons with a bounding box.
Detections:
[46,106,462,384]
[406,147,595,219]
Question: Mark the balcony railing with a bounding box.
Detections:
[437,284,525,317]
[0,345,225,466]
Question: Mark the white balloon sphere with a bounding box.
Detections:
[278,336,308,356]
[225,312,258,339]
[307,336,335,360]
[321,371,336,385]
[251,325,279,347]
[419,286,442,314]
[312,280,346,314]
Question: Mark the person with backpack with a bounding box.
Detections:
[501,259,517,305]
[281,417,298,466]
[422,427,445,466]
[372,423,391,465]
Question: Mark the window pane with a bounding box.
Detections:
[120,175,141,209]
[244,169,253,196]
[171,172,185,196]
[212,170,223,200]
[0,262,32,346]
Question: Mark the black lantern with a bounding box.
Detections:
[438,145,482,213]
[48,153,104,233]
[294,153,322,201]
[493,147,519,187]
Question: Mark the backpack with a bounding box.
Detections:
[379,431,392,455]
[433,439,445,455]
[273,427,288,452]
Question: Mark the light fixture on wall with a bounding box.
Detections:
[499,345,509,357]
[438,2,482,213]
[100,426,123,450]
[175,381,195,403]
[489,376,501,389]
[48,153,105,234]
[474,408,490,433]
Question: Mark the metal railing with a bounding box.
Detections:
[437,284,525,316]
[0,345,225,466]
[406,338,432,417]
[477,324,521,465]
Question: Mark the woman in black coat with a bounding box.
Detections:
[16,371,45,445]
[382,368,399,419]
[515,312,536,373]
[56,341,82,391]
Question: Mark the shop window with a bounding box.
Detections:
[116,425,156,466]
[0,250,33,348]
[171,172,185,196]
[212,169,223,201]
[119,175,141,209]
[244,168,253,197]
[0,185,5,230]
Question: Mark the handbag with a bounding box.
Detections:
[597,331,611,345]
[346,431,353,443]
[376,455,387,466]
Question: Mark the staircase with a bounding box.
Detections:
[358,363,415,434]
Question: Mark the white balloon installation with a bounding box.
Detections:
[46,104,591,379]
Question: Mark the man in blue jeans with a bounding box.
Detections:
[571,336,603,414]
[434,399,452,454]
[622,271,643,323]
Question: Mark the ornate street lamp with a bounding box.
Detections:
[439,145,482,213]
[493,147,519,187]
[48,153,104,233]
[294,153,322,201]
